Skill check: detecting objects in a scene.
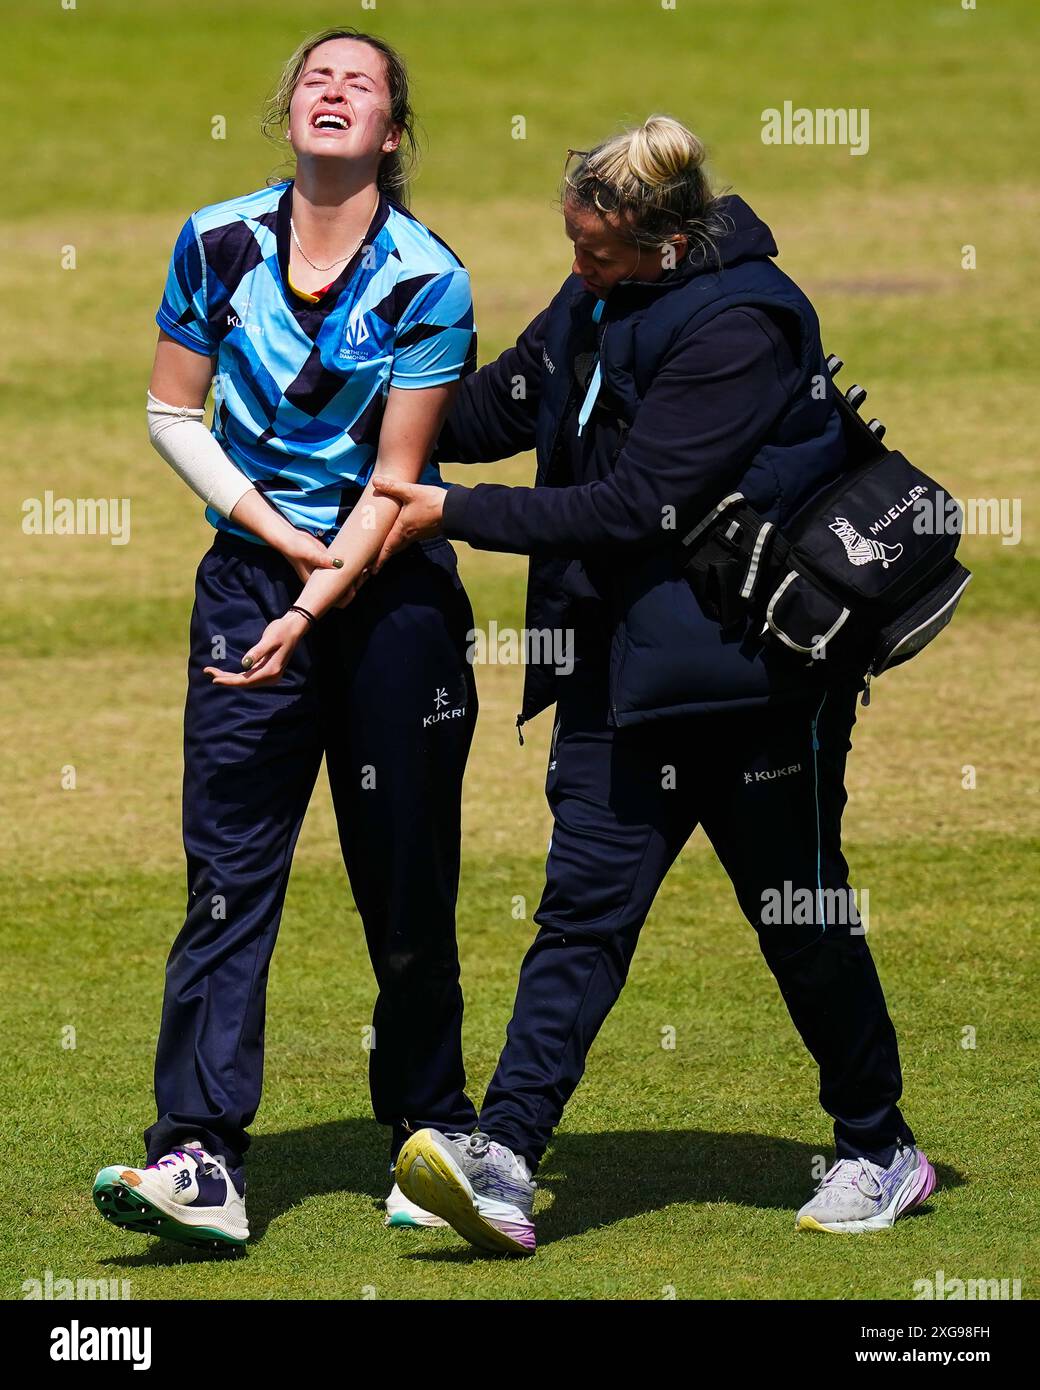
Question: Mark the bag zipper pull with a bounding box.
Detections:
[515,714,525,747]
[861,671,872,707]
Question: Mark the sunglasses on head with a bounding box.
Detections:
[563,147,685,224]
[563,149,623,215]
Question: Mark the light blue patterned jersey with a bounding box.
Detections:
[156,180,476,541]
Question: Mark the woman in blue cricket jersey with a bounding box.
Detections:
[92,28,479,1249]
[376,116,935,1256]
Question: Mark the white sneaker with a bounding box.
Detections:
[384,1181,448,1229]
[92,1139,249,1249]
[795,1144,937,1233]
[395,1129,536,1255]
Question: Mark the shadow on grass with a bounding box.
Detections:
[96,1118,388,1268]
[97,1121,962,1268]
[405,1129,961,1263]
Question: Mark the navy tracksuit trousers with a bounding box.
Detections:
[480,651,916,1172]
[144,531,479,1184]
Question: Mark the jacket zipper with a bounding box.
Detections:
[595,316,628,727]
[611,614,626,727]
[514,369,583,743]
[549,708,562,765]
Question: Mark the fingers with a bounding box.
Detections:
[203,630,284,687]
[371,476,413,505]
[290,546,342,583]
[240,630,280,671]
[372,525,409,574]
[331,567,369,608]
[303,536,342,571]
[203,666,283,688]
[203,662,276,687]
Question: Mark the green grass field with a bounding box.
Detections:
[2,0,1037,1300]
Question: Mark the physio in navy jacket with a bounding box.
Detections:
[377,116,934,1250]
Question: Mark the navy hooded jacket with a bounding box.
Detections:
[436,194,849,730]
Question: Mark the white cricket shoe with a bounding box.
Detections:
[384,1181,448,1229]
[93,1139,248,1249]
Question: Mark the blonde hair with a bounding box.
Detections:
[261,27,418,204]
[563,114,728,263]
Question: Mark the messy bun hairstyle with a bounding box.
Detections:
[563,114,729,264]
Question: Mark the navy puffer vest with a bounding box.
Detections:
[520,196,847,727]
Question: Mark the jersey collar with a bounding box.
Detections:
[275,180,391,314]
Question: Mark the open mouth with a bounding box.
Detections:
[312,112,351,133]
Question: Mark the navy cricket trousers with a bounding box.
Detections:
[144,531,480,1180]
[480,656,916,1171]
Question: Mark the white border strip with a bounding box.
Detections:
[740,522,773,600]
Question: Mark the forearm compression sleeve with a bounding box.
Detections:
[146,391,256,519]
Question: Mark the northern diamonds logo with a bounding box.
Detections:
[828,516,903,569]
[423,686,466,728]
[339,313,376,361]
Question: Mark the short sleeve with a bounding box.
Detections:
[390,267,476,389]
[156,214,215,357]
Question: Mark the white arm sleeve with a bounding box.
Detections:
[146,391,256,519]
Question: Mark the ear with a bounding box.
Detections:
[382,122,403,154]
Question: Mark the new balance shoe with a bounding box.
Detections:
[395,1129,536,1255]
[93,1139,249,1250]
[384,1181,448,1229]
[795,1142,936,1233]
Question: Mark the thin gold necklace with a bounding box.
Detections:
[290,218,365,273]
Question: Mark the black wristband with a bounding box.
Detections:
[287,604,317,627]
